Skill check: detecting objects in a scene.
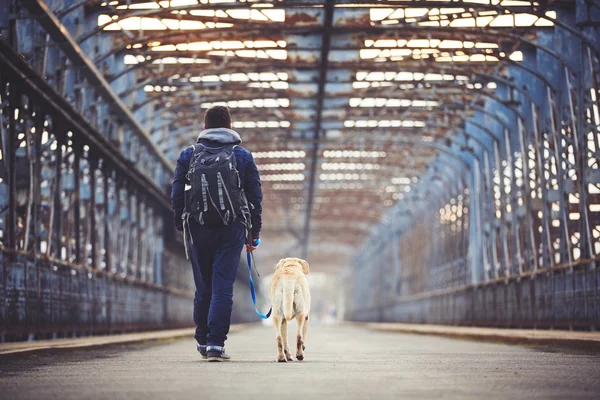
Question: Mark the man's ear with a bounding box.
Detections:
[298,259,309,275]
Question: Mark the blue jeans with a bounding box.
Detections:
[188,219,245,347]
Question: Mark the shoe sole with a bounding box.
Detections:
[207,357,231,362]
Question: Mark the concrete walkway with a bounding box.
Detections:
[1,324,599,400]
[0,328,195,355]
[368,323,600,348]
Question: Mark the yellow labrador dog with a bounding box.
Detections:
[269,257,310,362]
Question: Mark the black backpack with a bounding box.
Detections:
[184,143,246,226]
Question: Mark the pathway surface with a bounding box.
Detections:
[1,323,599,400]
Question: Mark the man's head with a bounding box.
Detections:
[204,105,232,130]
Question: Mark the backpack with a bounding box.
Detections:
[183,143,246,226]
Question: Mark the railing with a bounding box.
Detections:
[344,4,600,330]
[0,35,201,341]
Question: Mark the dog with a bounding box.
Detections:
[269,257,311,362]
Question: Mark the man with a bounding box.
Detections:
[171,105,262,362]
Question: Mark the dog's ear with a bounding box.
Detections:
[275,259,286,271]
[297,259,310,275]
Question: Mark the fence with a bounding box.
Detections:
[0,36,255,342]
[344,4,600,330]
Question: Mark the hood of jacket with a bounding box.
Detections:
[197,128,242,145]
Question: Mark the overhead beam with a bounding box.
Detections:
[301,0,336,260]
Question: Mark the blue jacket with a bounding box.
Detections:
[171,128,263,239]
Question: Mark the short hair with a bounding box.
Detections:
[204,105,232,129]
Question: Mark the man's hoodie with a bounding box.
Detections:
[171,128,263,239]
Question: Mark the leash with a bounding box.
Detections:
[246,253,272,319]
[246,241,272,319]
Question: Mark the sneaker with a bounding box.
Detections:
[197,344,207,359]
[206,345,231,362]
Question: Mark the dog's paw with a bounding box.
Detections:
[296,354,304,361]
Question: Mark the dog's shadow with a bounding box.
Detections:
[234,360,319,364]
[186,359,319,365]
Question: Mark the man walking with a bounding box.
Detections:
[171,105,262,362]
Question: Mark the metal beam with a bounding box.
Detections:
[0,36,171,210]
[301,0,336,260]
[20,0,173,172]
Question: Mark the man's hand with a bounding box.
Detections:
[246,237,260,253]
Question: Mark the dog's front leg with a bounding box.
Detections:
[273,315,286,362]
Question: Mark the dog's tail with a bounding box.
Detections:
[283,280,295,321]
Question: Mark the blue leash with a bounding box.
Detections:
[246,245,272,319]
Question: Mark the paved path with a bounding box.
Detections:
[1,324,599,400]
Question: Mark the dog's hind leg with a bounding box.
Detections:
[302,315,308,351]
[281,319,293,361]
[295,314,306,361]
[273,315,286,362]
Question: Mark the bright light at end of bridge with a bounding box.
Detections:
[319,173,374,181]
[349,98,438,108]
[200,98,289,108]
[272,183,303,190]
[253,151,305,159]
[321,163,380,171]
[323,150,386,158]
[232,121,291,129]
[261,174,305,182]
[392,177,419,185]
[344,120,426,128]
[258,163,305,171]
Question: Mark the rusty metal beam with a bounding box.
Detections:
[0,36,171,210]
[301,0,335,260]
[20,0,173,172]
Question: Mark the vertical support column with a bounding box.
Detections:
[494,138,510,278]
[73,144,81,264]
[114,179,121,275]
[483,150,500,280]
[470,159,484,284]
[33,107,43,330]
[577,47,595,260]
[391,226,401,297]
[22,99,34,253]
[505,127,523,276]
[89,157,97,333]
[531,103,554,268]
[33,108,43,254]
[103,166,111,272]
[89,157,97,268]
[135,194,143,281]
[6,86,17,256]
[550,82,573,266]
[517,117,539,272]
[52,131,63,259]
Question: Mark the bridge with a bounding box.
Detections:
[0,0,599,398]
